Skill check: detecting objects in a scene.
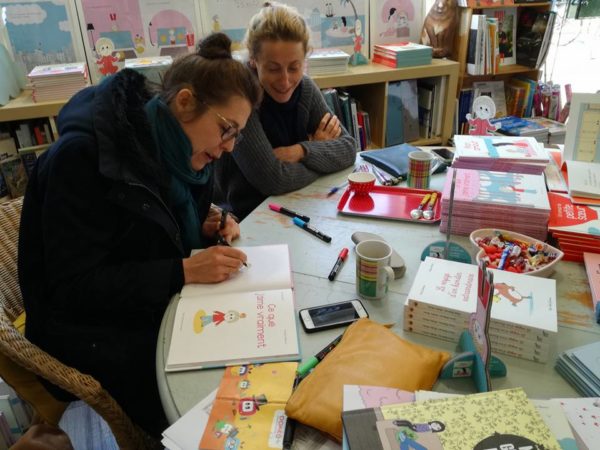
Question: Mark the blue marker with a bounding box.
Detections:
[292,217,332,243]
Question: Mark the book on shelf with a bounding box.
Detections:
[485,7,518,66]
[372,42,432,68]
[342,387,561,450]
[307,48,350,76]
[165,244,300,372]
[199,363,297,450]
[515,9,555,69]
[582,252,600,323]
[0,157,28,199]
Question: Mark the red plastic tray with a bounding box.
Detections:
[337,185,442,223]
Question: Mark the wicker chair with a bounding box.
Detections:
[0,197,161,450]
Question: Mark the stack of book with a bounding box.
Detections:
[555,341,600,396]
[440,167,551,241]
[306,48,350,76]
[28,63,89,102]
[530,117,567,145]
[453,135,550,174]
[547,192,600,262]
[404,257,558,363]
[582,252,600,324]
[492,115,549,142]
[372,42,432,68]
[124,56,172,83]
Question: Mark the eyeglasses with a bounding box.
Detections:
[198,98,242,143]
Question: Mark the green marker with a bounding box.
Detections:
[297,334,343,377]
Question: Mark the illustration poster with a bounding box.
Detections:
[76,0,200,82]
[200,0,369,58]
[370,0,424,54]
[0,0,84,74]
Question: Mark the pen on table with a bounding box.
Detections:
[297,333,344,378]
[282,374,302,450]
[292,217,332,243]
[327,181,348,197]
[269,203,310,223]
[328,247,349,281]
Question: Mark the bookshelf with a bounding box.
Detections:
[452,2,553,94]
[312,59,460,147]
[0,90,65,123]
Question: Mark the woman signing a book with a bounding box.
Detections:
[214,1,356,220]
[18,33,261,439]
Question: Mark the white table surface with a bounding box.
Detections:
[156,150,600,428]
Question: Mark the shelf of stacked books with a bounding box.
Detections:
[312,59,459,148]
[0,90,66,123]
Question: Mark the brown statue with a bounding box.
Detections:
[420,0,459,58]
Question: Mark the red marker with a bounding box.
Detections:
[269,203,310,222]
[328,248,349,281]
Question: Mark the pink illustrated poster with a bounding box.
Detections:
[76,0,199,82]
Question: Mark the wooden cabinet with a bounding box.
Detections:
[451,2,553,95]
[312,59,459,147]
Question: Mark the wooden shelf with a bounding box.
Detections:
[312,60,459,147]
[0,90,67,123]
[468,2,551,9]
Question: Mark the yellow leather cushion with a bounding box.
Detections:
[284,318,451,441]
[0,313,68,426]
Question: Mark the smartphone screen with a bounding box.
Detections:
[300,300,368,332]
[432,148,455,161]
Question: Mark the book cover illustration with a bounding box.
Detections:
[377,388,561,449]
[454,135,548,160]
[554,397,600,450]
[199,362,297,450]
[548,192,600,236]
[442,168,550,209]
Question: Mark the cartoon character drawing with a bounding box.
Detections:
[95,37,120,76]
[380,8,410,38]
[193,309,247,333]
[238,394,268,416]
[213,420,238,438]
[224,436,241,450]
[134,34,145,54]
[493,282,532,306]
[466,96,499,136]
[392,420,445,450]
[350,19,368,65]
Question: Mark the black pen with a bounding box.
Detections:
[292,217,331,243]
[215,234,248,268]
[282,374,302,450]
[269,203,310,222]
[328,247,349,281]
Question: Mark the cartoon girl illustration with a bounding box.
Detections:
[493,282,532,306]
[95,37,120,76]
[193,309,247,333]
[350,19,368,65]
[466,96,499,136]
[392,420,445,450]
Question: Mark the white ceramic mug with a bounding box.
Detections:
[355,240,396,300]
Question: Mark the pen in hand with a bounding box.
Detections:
[215,209,248,268]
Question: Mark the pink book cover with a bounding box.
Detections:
[442,168,550,209]
[454,135,548,162]
[582,252,600,321]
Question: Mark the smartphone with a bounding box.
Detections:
[299,299,368,333]
[431,148,455,165]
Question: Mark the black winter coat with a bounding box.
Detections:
[17,70,213,431]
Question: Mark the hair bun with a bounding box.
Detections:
[197,32,232,59]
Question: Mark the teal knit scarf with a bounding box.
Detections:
[144,95,212,250]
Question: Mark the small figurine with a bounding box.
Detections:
[420,0,459,58]
[466,95,500,136]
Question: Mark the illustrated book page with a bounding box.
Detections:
[166,245,299,371]
[199,363,297,450]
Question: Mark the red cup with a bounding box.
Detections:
[348,172,376,195]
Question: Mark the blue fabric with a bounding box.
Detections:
[144,95,212,250]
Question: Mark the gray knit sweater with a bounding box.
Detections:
[214,75,356,220]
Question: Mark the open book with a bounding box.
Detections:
[165,244,300,372]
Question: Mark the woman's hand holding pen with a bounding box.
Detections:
[310,112,342,141]
[183,246,248,283]
[202,207,240,244]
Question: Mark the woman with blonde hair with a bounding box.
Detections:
[214,2,356,220]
